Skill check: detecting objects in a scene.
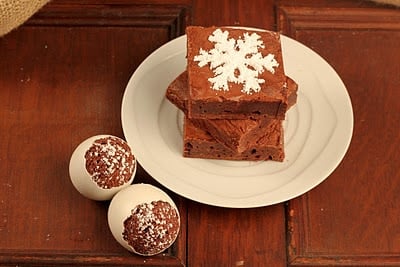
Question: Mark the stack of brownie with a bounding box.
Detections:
[165,26,298,161]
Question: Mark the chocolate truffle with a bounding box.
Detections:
[108,184,181,256]
[122,200,180,256]
[69,135,136,200]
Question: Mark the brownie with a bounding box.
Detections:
[192,117,277,153]
[186,26,289,119]
[166,71,297,153]
[183,117,284,161]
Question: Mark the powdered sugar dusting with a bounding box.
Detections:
[122,200,180,256]
[85,136,135,189]
[194,28,279,94]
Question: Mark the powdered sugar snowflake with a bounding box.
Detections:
[194,29,279,94]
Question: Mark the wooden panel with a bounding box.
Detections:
[187,202,287,267]
[0,1,190,266]
[192,0,275,30]
[26,1,190,38]
[277,2,400,266]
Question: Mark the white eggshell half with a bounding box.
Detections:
[107,183,180,255]
[69,134,137,201]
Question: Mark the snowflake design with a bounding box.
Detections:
[194,29,279,94]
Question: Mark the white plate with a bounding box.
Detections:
[121,31,353,208]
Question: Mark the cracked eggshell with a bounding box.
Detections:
[107,183,180,256]
[69,135,136,201]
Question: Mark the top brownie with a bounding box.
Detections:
[186,26,288,119]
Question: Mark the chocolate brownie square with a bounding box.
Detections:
[186,26,289,119]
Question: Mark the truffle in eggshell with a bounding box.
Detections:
[69,135,136,201]
[107,184,180,256]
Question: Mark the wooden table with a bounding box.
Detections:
[1,0,399,266]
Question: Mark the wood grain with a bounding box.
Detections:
[192,0,275,30]
[278,2,400,266]
[187,202,287,267]
[0,1,189,265]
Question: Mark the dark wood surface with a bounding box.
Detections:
[0,0,399,266]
